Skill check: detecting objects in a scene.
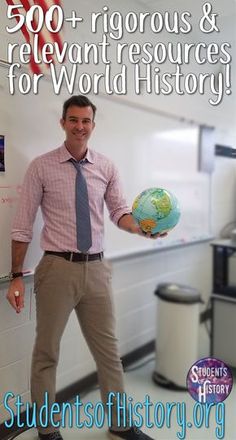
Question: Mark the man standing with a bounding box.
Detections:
[7,96,159,440]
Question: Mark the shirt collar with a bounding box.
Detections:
[59,143,94,164]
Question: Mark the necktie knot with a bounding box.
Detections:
[70,158,87,170]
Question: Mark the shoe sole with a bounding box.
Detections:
[107,431,124,439]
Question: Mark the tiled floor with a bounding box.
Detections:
[14,355,235,440]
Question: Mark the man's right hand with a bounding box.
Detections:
[6,278,25,314]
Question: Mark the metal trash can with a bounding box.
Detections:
[153,283,202,390]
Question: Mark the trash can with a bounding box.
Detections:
[152,283,202,390]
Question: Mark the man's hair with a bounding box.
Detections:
[62,95,97,121]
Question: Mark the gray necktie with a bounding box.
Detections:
[70,159,92,253]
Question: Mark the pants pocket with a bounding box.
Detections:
[34,255,56,293]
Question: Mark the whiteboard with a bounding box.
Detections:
[0,73,211,275]
[94,96,211,257]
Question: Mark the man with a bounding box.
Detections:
[7,96,162,440]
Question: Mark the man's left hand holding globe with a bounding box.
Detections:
[118,214,168,238]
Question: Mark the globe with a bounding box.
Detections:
[132,187,181,235]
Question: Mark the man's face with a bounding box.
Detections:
[60,105,95,148]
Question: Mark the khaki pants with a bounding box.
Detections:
[32,254,125,434]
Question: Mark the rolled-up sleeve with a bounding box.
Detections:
[11,159,43,242]
[105,164,131,225]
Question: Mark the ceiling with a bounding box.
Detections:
[135,0,236,45]
[136,0,236,18]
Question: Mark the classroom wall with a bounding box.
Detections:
[1,122,236,427]
[0,0,236,426]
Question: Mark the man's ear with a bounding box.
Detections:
[60,118,65,130]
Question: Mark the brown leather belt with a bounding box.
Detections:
[44,250,103,262]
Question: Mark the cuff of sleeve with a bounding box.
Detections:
[111,210,132,226]
[11,231,32,242]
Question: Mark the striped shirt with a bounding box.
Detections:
[11,144,130,253]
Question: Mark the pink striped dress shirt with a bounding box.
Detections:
[12,144,131,253]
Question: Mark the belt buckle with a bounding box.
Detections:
[69,252,74,262]
[83,253,89,262]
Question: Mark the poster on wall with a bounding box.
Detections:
[0,135,5,172]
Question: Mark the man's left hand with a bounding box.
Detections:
[118,214,168,239]
[129,223,168,239]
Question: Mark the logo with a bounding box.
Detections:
[186,357,233,403]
